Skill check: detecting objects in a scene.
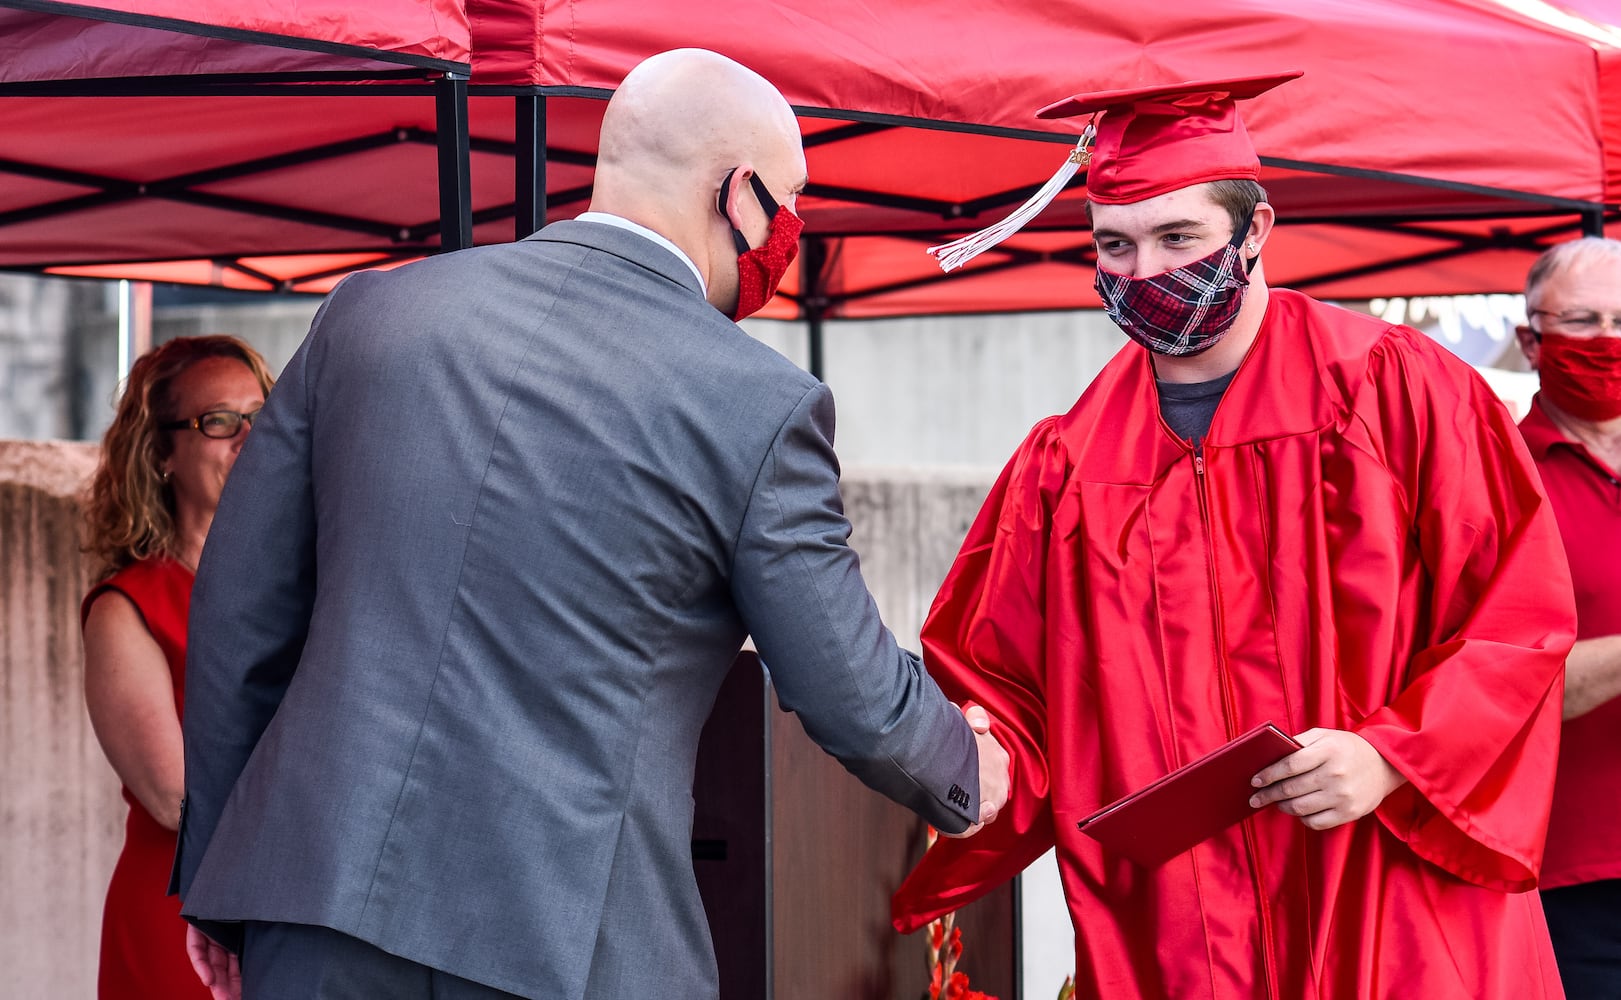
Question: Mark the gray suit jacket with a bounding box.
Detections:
[174,221,980,999]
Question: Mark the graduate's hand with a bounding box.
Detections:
[1248,728,1407,831]
[942,705,1010,838]
[186,924,241,1000]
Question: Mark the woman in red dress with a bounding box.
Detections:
[81,335,274,1000]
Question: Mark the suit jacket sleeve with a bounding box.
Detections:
[1351,328,1576,891]
[730,382,980,834]
[172,289,329,918]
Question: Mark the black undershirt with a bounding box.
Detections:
[1156,369,1238,446]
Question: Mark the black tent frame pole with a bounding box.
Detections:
[516,94,547,239]
[1582,207,1606,237]
[435,72,473,250]
[807,311,825,383]
[801,236,827,381]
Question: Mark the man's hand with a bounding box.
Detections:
[186,924,241,1000]
[942,705,1011,838]
[1249,728,1407,831]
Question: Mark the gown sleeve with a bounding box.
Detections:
[1350,327,1576,892]
[892,417,1072,933]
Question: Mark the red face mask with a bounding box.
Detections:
[720,169,803,321]
[1538,332,1621,422]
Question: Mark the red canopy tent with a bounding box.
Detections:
[469,0,1620,321]
[3,0,1618,327]
[0,0,469,83]
[0,0,478,271]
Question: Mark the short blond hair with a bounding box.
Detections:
[1524,237,1621,308]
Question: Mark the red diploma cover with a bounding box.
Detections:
[1076,722,1301,867]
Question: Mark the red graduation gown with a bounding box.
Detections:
[892,290,1574,999]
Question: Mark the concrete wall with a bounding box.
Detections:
[0,277,1539,1000]
[1,437,1042,998]
[0,440,119,1000]
[842,468,1075,1000]
[0,276,91,441]
[0,275,321,445]
[1,267,1129,472]
[746,312,1127,468]
[152,299,322,379]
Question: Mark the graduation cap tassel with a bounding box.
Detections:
[927,123,1094,273]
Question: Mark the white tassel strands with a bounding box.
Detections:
[926,125,1093,273]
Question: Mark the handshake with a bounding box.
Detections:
[943,704,1012,839]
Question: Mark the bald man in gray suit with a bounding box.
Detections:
[173,48,1008,1000]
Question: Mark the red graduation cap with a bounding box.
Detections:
[1039,72,1302,204]
[928,71,1301,271]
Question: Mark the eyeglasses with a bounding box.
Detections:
[1527,308,1621,336]
[159,408,259,439]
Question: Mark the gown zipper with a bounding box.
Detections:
[1193,444,1281,1000]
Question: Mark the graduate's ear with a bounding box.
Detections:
[1244,202,1276,258]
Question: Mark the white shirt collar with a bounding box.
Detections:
[575,212,706,294]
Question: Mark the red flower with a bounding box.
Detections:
[945,970,999,1000]
[917,865,999,999]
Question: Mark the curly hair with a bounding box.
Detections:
[83,335,276,581]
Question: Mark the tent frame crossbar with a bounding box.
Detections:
[2,78,1614,323]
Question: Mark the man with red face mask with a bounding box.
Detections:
[1515,237,1621,996]
[891,73,1575,999]
[171,47,1009,1000]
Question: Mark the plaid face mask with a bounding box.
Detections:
[1094,234,1250,356]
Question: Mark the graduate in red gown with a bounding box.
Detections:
[892,73,1576,999]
